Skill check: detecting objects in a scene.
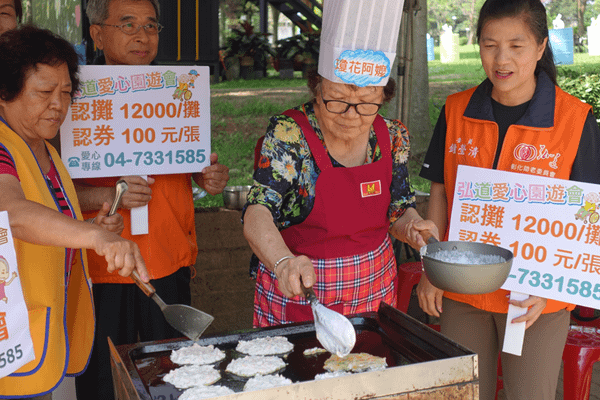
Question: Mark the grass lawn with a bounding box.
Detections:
[196,45,600,207]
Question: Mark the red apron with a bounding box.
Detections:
[254,109,398,327]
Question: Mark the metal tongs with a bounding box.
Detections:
[302,282,356,357]
[89,179,128,223]
[108,179,129,216]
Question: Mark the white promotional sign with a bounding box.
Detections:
[449,165,600,309]
[60,65,211,179]
[0,211,35,378]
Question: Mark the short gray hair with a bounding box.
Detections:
[86,0,161,25]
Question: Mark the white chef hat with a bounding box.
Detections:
[319,0,405,87]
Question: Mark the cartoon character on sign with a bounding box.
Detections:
[172,70,198,101]
[575,192,600,224]
[0,256,17,303]
[187,70,198,88]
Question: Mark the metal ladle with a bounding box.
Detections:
[302,282,356,357]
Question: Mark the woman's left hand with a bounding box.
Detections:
[390,208,439,251]
[509,295,547,329]
[404,219,439,250]
[93,202,124,235]
[193,153,230,195]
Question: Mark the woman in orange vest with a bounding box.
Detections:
[0,26,149,399]
[417,0,600,399]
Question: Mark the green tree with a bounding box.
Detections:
[24,0,81,43]
[545,0,600,43]
[577,0,586,37]
[587,0,600,25]
[545,0,578,28]
[221,0,246,21]
[427,0,485,42]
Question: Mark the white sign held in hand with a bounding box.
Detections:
[60,65,211,234]
[449,165,600,354]
[0,211,35,377]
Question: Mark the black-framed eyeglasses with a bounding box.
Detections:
[100,22,163,35]
[320,93,382,116]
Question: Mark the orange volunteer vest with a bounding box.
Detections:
[79,174,197,283]
[0,122,94,397]
[442,78,592,314]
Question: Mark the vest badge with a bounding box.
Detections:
[361,180,382,198]
[513,143,561,169]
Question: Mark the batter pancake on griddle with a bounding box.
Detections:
[236,336,294,356]
[170,343,226,365]
[225,355,286,377]
[162,364,220,389]
[324,353,387,372]
[243,374,293,391]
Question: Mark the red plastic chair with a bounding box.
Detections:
[562,325,600,400]
[571,306,600,328]
[396,261,424,313]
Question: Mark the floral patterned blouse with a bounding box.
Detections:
[243,101,416,230]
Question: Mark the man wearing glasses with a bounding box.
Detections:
[74,1,229,399]
[87,0,161,66]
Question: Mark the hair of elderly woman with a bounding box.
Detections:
[0,25,81,102]
[86,0,161,25]
[476,0,557,86]
[14,0,23,22]
[307,69,396,104]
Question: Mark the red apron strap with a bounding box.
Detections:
[372,114,391,158]
[283,109,333,170]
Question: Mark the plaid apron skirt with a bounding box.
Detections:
[253,235,398,327]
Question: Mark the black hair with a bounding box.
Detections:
[476,0,557,86]
[14,0,22,23]
[0,25,80,102]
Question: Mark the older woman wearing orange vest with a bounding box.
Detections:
[0,26,149,399]
[417,0,600,399]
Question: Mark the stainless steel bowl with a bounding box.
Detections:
[222,186,252,210]
[237,185,251,207]
[421,240,514,294]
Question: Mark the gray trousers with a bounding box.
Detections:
[440,297,569,400]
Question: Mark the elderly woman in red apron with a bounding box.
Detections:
[243,71,437,327]
[242,0,437,328]
[244,63,437,327]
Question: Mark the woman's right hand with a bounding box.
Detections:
[274,255,316,299]
[91,229,149,282]
[416,274,444,317]
[117,175,155,209]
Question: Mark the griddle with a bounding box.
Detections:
[112,303,475,399]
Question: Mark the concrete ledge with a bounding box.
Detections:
[192,208,255,336]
